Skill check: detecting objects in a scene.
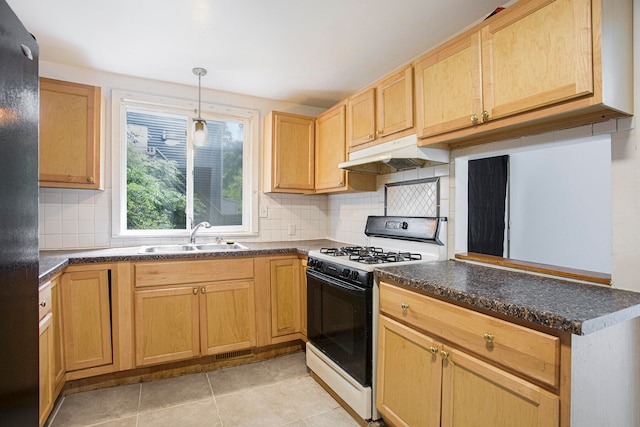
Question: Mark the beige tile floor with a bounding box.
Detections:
[46,352,362,427]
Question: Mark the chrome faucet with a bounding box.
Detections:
[189,221,211,244]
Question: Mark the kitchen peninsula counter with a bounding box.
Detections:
[39,239,343,283]
[375,260,640,336]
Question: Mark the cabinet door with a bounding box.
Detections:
[300,258,308,338]
[62,270,112,371]
[441,346,559,427]
[200,280,256,355]
[376,64,414,138]
[51,279,65,389]
[415,33,482,138]
[270,258,301,338]
[347,88,376,150]
[38,313,53,427]
[481,0,593,121]
[134,286,200,366]
[315,104,347,191]
[273,112,315,191]
[377,316,442,427]
[39,78,101,189]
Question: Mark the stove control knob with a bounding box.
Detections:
[341,268,351,277]
[307,259,315,268]
[350,270,360,281]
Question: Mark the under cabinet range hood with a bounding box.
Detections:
[338,134,449,174]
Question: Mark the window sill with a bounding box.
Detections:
[454,252,611,285]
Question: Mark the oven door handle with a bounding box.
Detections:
[306,269,368,293]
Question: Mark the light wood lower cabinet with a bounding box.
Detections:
[377,282,560,427]
[377,315,442,427]
[61,269,113,371]
[133,258,257,366]
[39,312,53,427]
[38,277,65,427]
[270,257,301,338]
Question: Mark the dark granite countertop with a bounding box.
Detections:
[375,260,640,336]
[39,239,343,283]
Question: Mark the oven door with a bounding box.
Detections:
[306,268,372,386]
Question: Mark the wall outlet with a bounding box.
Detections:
[288,224,296,235]
[259,205,268,218]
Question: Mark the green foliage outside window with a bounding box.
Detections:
[126,145,187,230]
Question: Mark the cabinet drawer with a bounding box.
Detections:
[38,282,52,320]
[135,258,254,287]
[379,281,560,388]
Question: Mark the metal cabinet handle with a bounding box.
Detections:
[482,110,490,122]
[201,287,206,294]
[192,288,198,295]
[484,333,495,343]
[376,130,382,135]
[400,303,409,313]
[87,176,95,183]
[440,350,450,360]
[470,114,479,123]
[367,134,373,139]
[39,301,46,308]
[429,346,438,355]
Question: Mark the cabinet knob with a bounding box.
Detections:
[39,301,46,308]
[400,303,409,313]
[483,333,495,343]
[429,346,438,355]
[440,350,450,360]
[338,181,343,186]
[201,287,206,294]
[367,134,373,139]
[376,130,382,135]
[87,176,95,183]
[470,114,479,124]
[482,111,490,122]
[192,288,198,295]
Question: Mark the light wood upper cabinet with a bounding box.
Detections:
[315,103,376,194]
[61,269,112,372]
[315,104,347,191]
[376,65,414,137]
[347,88,376,150]
[416,0,632,146]
[415,32,482,137]
[263,111,315,193]
[481,0,593,120]
[348,65,414,152]
[39,78,102,189]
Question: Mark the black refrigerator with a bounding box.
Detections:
[0,0,40,425]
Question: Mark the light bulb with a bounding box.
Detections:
[193,119,207,147]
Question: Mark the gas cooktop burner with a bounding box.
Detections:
[319,246,423,265]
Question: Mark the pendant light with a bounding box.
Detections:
[192,67,207,147]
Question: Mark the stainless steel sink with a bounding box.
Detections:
[140,242,247,253]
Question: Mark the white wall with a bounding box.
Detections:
[38,61,327,249]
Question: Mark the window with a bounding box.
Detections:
[112,91,259,237]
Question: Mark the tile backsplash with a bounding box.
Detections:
[39,164,450,250]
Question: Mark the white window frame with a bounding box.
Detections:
[111,89,259,239]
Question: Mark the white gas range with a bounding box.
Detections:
[305,216,447,423]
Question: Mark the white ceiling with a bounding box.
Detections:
[8,0,505,108]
